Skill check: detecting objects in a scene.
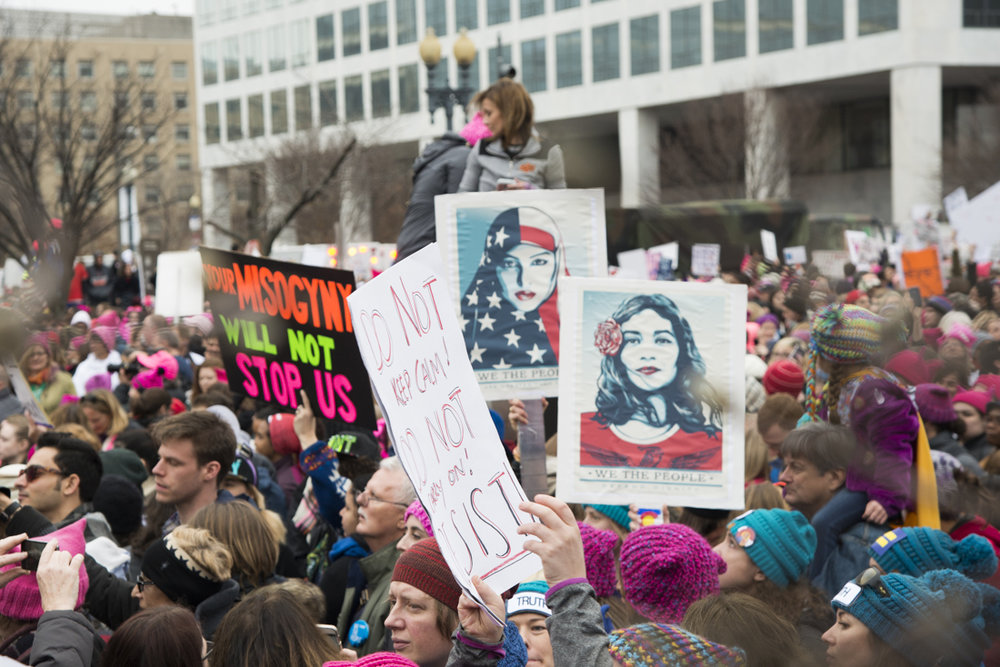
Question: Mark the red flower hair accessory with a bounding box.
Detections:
[595,319,623,356]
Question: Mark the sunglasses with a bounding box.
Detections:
[18,465,69,484]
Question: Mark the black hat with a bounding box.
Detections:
[92,475,143,537]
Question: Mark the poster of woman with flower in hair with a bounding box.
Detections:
[434,189,607,400]
[556,277,746,509]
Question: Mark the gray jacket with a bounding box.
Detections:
[547,581,613,667]
[458,135,566,193]
[29,610,101,667]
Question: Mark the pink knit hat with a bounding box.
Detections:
[578,521,620,597]
[942,323,977,349]
[954,390,990,416]
[762,360,804,397]
[974,374,1000,400]
[324,654,418,667]
[404,500,433,537]
[620,524,725,624]
[914,384,957,425]
[884,349,931,386]
[0,519,89,621]
[268,413,301,456]
[90,326,116,351]
[92,310,120,328]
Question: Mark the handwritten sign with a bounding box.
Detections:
[199,247,376,431]
[347,244,542,618]
[901,247,943,298]
[691,243,721,277]
[760,230,778,263]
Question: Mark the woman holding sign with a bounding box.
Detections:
[581,293,723,470]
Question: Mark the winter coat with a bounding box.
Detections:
[33,370,76,418]
[27,611,103,667]
[0,388,23,423]
[458,134,566,193]
[84,265,114,305]
[545,580,613,667]
[396,133,471,261]
[336,539,400,657]
[71,350,121,396]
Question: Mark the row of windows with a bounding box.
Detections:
[5,90,190,112]
[203,65,421,143]
[4,59,188,80]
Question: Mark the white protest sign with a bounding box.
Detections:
[811,250,849,279]
[155,251,204,318]
[943,187,968,219]
[950,181,1000,263]
[347,244,542,621]
[648,242,679,268]
[615,249,648,280]
[691,243,720,277]
[760,230,778,263]
[783,246,807,265]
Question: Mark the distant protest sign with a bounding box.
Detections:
[901,247,943,298]
[199,247,376,431]
[557,278,746,509]
[348,244,542,619]
[156,252,204,318]
[691,244,721,277]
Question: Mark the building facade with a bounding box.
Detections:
[194,0,1000,247]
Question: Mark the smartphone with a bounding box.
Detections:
[21,539,48,572]
[908,286,923,308]
[496,177,517,191]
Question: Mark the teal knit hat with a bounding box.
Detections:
[868,527,998,581]
[726,509,816,588]
[506,580,551,618]
[585,504,631,531]
[832,569,1000,667]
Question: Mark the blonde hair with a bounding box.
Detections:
[53,423,101,451]
[744,429,768,483]
[191,500,279,588]
[973,310,999,332]
[745,482,789,511]
[81,389,129,436]
[168,526,233,582]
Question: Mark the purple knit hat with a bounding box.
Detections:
[620,524,726,623]
[404,500,433,537]
[577,521,620,597]
[915,384,958,425]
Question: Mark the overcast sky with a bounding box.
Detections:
[4,0,194,16]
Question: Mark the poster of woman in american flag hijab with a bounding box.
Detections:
[434,189,606,400]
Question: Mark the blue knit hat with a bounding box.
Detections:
[506,580,551,618]
[726,509,816,588]
[831,569,1000,667]
[868,527,998,581]
[585,504,631,531]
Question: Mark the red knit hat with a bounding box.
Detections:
[268,413,301,456]
[884,350,930,386]
[392,537,461,611]
[954,390,990,416]
[762,360,804,397]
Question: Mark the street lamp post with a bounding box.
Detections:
[122,165,139,255]
[420,28,476,132]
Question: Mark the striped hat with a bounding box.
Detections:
[391,537,461,611]
[609,624,746,666]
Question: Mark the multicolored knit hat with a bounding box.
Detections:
[578,521,620,597]
[868,528,998,581]
[403,500,433,537]
[392,537,461,611]
[608,623,746,666]
[620,524,725,623]
[585,504,631,531]
[803,303,886,420]
[726,509,816,588]
[832,569,1000,667]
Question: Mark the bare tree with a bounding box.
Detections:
[0,16,176,308]
[941,79,1000,202]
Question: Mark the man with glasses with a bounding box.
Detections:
[336,456,415,657]
[10,432,112,542]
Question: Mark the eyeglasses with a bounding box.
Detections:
[18,465,69,484]
[855,567,891,598]
[359,488,409,508]
[136,573,153,593]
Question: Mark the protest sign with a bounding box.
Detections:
[950,181,1000,263]
[811,250,849,279]
[760,230,778,263]
[347,244,542,620]
[943,187,968,219]
[434,189,607,400]
[783,246,807,265]
[691,243,721,277]
[615,249,648,280]
[647,242,679,281]
[901,247,943,298]
[556,277,746,509]
[199,247,376,431]
[155,252,204,318]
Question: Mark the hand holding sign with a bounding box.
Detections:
[457,576,506,642]
[517,495,587,588]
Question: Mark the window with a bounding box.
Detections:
[175,123,191,142]
[142,92,157,111]
[843,98,890,169]
[138,61,155,78]
[48,91,66,109]
[555,0,579,10]
[115,91,129,110]
[670,7,700,69]
[223,36,240,80]
[555,31,581,88]
[248,94,264,137]
[592,23,619,82]
[488,43,511,80]
[50,60,66,78]
[397,0,417,44]
[519,0,542,19]
[81,124,97,141]
[80,91,97,112]
[220,0,238,20]
[263,0,281,8]
[319,79,338,125]
[201,42,219,84]
[317,14,336,61]
[398,63,419,113]
[488,0,510,25]
[177,153,192,170]
[294,84,312,129]
[807,0,843,44]
[456,0,477,30]
[271,89,288,133]
[426,0,446,36]
[714,0,745,61]
[370,2,389,50]
[345,74,364,121]
[291,19,310,66]
[205,103,220,144]
[200,0,218,24]
[176,183,195,200]
[268,25,286,71]
[964,0,1000,27]
[226,98,242,140]
[245,30,263,76]
[245,0,260,15]
[78,60,94,78]
[859,0,897,35]
[758,0,793,53]
[113,60,128,79]
[145,185,160,205]
[142,124,157,142]
[144,153,159,171]
[171,61,188,79]
[343,9,361,56]
[172,92,187,111]
[371,69,390,117]
[15,59,32,79]
[521,38,546,92]
[17,91,34,110]
[632,14,661,74]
